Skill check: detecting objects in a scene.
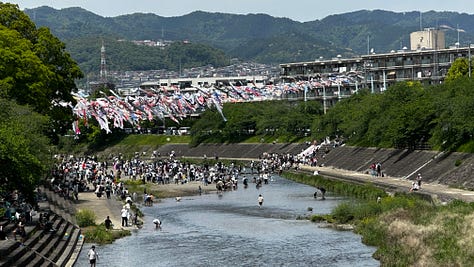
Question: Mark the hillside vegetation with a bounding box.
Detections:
[65,36,231,73]
[24,7,474,70]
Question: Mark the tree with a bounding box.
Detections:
[430,78,474,151]
[0,3,83,141]
[0,3,84,201]
[317,82,436,149]
[0,99,52,203]
[445,58,471,82]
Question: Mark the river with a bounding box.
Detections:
[75,175,379,267]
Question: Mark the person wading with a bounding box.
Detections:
[258,194,264,207]
[87,245,99,267]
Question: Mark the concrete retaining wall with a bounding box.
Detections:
[155,143,474,189]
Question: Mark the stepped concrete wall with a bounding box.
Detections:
[318,146,474,189]
[156,143,308,159]
[0,187,82,267]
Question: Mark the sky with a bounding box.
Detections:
[7,0,474,22]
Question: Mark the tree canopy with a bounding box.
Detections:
[444,57,474,83]
[190,100,322,145]
[0,99,52,203]
[0,2,83,139]
[0,3,83,201]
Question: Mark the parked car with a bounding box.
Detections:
[178,127,191,135]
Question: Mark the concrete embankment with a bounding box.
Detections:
[0,186,83,267]
[151,143,474,202]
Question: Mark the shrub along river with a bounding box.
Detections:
[75,175,379,266]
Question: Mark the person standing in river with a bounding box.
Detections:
[258,194,264,207]
[87,245,99,267]
[121,206,129,227]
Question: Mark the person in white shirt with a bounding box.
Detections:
[258,194,264,207]
[410,181,420,192]
[87,245,98,267]
[121,207,129,227]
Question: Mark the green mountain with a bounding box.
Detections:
[24,6,474,72]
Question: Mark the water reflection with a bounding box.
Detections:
[75,176,379,267]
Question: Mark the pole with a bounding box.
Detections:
[420,11,422,31]
[457,24,460,46]
[383,70,386,91]
[304,66,307,102]
[337,82,341,100]
[304,84,307,102]
[468,42,471,78]
[367,35,370,55]
[371,75,374,94]
[323,85,327,114]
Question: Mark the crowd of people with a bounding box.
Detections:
[45,151,313,231]
[11,138,332,224]
[49,154,139,202]
[107,150,312,190]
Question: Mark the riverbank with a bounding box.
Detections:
[70,142,474,266]
[126,143,474,191]
[75,181,216,229]
[74,156,474,242]
[284,169,474,266]
[137,181,217,199]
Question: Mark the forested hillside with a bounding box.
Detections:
[24,6,474,71]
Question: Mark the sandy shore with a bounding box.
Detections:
[75,191,125,229]
[75,181,215,229]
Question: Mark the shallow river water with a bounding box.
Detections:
[75,176,379,267]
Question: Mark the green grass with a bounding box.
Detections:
[119,134,191,145]
[90,134,191,160]
[242,134,312,143]
[82,225,131,244]
[457,140,474,153]
[77,208,132,244]
[283,171,388,201]
[76,209,97,227]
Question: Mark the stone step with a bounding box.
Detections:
[10,216,65,267]
[19,220,70,267]
[0,220,16,258]
[0,243,28,267]
[64,231,84,267]
[0,223,41,267]
[45,223,75,263]
[55,227,81,267]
